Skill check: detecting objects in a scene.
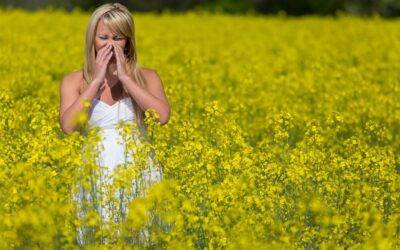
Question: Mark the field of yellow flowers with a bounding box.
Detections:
[1,7,400,249]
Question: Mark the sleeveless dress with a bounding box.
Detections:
[74,97,162,246]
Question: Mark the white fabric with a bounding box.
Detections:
[89,97,133,129]
[88,97,136,173]
[86,97,161,182]
[75,97,162,246]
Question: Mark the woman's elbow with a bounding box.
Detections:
[159,109,170,125]
[60,117,78,135]
[61,123,75,135]
[159,116,169,125]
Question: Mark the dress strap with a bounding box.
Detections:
[117,100,120,122]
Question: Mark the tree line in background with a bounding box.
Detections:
[1,0,400,17]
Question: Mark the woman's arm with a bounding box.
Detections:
[59,71,102,135]
[60,44,114,135]
[120,68,170,125]
[111,42,170,125]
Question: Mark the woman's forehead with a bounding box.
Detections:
[98,16,128,36]
[96,19,116,34]
[96,19,110,31]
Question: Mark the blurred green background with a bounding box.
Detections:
[1,0,400,17]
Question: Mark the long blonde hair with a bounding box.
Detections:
[81,2,146,129]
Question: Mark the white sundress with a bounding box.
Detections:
[74,97,162,246]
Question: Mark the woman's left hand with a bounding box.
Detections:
[112,42,130,82]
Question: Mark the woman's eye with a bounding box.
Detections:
[113,37,123,41]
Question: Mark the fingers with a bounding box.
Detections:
[112,43,125,64]
[111,43,118,65]
[111,42,129,79]
[100,43,112,54]
[111,43,118,60]
[92,44,114,84]
[104,46,113,62]
[97,44,113,62]
[103,45,113,61]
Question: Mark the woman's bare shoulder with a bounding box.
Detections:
[139,67,160,78]
[139,67,163,86]
[61,69,84,84]
[60,69,84,92]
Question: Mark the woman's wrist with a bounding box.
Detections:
[119,75,132,85]
[90,79,103,87]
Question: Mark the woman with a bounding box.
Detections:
[58,2,170,245]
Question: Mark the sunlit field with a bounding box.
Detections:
[1,7,399,249]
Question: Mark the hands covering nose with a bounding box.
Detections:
[92,42,130,87]
[111,41,130,83]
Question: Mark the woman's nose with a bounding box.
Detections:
[103,42,112,49]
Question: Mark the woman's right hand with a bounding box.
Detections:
[92,44,114,86]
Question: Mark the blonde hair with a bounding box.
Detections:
[81,2,146,129]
